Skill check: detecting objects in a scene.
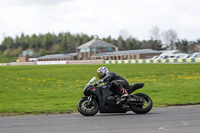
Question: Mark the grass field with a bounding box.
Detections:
[0,63,200,116]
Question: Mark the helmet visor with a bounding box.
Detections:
[97,71,103,78]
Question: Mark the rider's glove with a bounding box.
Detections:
[96,79,103,85]
[99,79,103,83]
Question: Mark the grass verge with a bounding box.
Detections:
[0,63,200,116]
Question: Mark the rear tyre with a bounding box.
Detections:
[77,97,99,116]
[129,93,153,114]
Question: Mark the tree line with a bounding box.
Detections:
[0,31,199,62]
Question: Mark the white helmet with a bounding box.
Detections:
[97,67,108,79]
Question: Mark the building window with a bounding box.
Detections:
[80,48,90,52]
[104,47,112,51]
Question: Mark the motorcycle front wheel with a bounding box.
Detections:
[129,93,153,114]
[77,97,99,116]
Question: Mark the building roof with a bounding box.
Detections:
[92,49,162,57]
[38,53,77,59]
[78,38,116,49]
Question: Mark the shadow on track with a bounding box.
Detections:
[77,112,157,117]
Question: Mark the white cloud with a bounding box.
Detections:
[0,0,200,43]
[0,0,70,6]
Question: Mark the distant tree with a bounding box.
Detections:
[75,34,81,46]
[119,29,130,40]
[66,33,76,53]
[187,40,200,52]
[141,39,162,50]
[60,33,68,53]
[1,37,14,49]
[111,38,118,47]
[30,34,41,51]
[197,39,200,44]
[176,39,188,53]
[104,36,112,43]
[125,38,131,50]
[150,25,160,41]
[38,48,49,56]
[82,34,90,44]
[52,44,63,54]
[117,36,125,51]
[0,43,6,52]
[141,40,152,49]
[13,47,23,56]
[41,33,54,50]
[162,29,178,50]
[3,48,12,56]
[130,38,141,50]
[193,44,200,52]
[152,40,162,50]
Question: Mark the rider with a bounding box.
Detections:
[96,66,129,104]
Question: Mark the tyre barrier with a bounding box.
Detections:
[104,58,200,64]
[0,63,8,66]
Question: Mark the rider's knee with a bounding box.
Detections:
[111,81,120,87]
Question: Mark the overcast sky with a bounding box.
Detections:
[0,0,200,43]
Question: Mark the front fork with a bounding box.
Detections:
[87,95,95,106]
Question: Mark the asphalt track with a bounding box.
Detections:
[1,105,200,133]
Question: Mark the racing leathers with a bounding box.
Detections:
[99,71,129,101]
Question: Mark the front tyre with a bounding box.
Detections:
[77,97,99,116]
[129,93,153,114]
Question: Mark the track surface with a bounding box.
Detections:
[1,105,200,133]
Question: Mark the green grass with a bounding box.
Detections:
[0,63,200,116]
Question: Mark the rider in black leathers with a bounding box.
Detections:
[97,67,129,103]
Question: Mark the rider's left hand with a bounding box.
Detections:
[96,80,103,85]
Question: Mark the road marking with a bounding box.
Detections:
[183,121,189,126]
[159,121,190,131]
[159,126,171,130]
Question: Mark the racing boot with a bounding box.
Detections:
[116,88,129,104]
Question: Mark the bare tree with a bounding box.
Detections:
[188,44,200,52]
[150,26,160,40]
[162,29,178,50]
[119,29,130,40]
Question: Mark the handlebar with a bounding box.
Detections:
[94,80,110,87]
[94,83,99,86]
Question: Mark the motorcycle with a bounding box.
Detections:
[77,77,153,116]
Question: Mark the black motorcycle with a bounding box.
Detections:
[77,77,153,116]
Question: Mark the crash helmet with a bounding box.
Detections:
[97,67,108,79]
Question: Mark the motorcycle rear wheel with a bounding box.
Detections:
[129,93,153,114]
[77,97,99,116]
